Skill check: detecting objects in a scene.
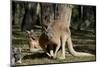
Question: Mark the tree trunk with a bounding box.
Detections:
[40,3,54,29]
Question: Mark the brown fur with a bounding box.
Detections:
[26,30,41,52]
[38,20,70,59]
[38,4,94,59]
[27,4,94,59]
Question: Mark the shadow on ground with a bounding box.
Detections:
[23,52,49,60]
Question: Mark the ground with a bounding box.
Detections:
[12,25,96,66]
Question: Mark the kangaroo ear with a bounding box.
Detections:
[13,47,18,53]
[43,26,46,31]
[30,30,34,33]
[18,47,22,52]
[26,30,30,34]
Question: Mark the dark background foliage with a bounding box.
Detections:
[12,1,96,32]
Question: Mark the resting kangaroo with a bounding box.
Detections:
[39,4,94,59]
[26,30,42,52]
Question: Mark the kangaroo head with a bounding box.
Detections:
[26,30,34,38]
[44,26,54,40]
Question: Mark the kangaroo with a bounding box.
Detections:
[38,4,94,59]
[11,47,22,65]
[26,30,42,52]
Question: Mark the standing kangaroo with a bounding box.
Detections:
[39,4,94,59]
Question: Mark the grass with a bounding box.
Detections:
[16,51,96,65]
[12,25,96,66]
